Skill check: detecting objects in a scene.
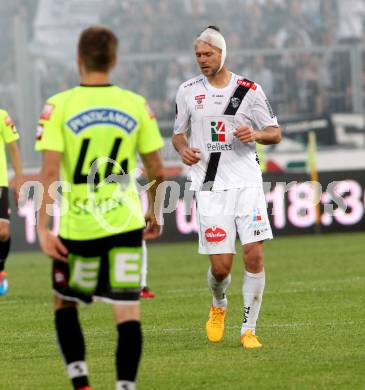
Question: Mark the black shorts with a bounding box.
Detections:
[0,187,10,221]
[53,229,143,304]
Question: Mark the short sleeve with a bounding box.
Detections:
[137,99,164,154]
[173,84,190,135]
[2,112,19,144]
[35,100,64,152]
[250,85,279,129]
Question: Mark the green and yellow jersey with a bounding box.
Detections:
[35,85,164,240]
[0,109,19,187]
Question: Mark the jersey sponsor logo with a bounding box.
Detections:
[110,248,141,288]
[211,121,226,142]
[36,123,44,141]
[205,119,233,152]
[237,79,257,90]
[205,226,227,243]
[66,108,137,135]
[5,116,17,133]
[72,196,125,215]
[195,94,206,110]
[69,255,100,293]
[207,143,232,151]
[40,103,55,120]
[195,94,206,104]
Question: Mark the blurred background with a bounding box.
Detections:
[2,0,365,248]
[3,0,365,167]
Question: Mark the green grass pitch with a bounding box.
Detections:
[1,232,364,389]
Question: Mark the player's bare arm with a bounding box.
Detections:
[7,141,22,204]
[37,150,68,261]
[234,125,281,145]
[172,133,201,166]
[140,150,164,240]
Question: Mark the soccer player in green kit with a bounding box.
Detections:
[35,26,164,390]
[0,110,22,295]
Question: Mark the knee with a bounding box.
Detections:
[113,303,140,324]
[211,264,231,281]
[243,244,264,273]
[54,296,77,311]
[0,223,10,242]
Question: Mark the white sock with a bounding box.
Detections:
[66,361,88,379]
[140,240,147,288]
[241,270,265,335]
[116,380,136,390]
[207,267,231,309]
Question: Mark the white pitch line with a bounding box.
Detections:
[165,280,364,295]
[1,322,360,339]
[286,276,365,286]
[162,288,350,298]
[166,287,207,294]
[143,320,359,334]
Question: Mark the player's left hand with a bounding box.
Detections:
[143,211,162,240]
[234,126,258,143]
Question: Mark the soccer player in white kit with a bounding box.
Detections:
[172,26,281,348]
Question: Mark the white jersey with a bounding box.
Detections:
[173,72,279,191]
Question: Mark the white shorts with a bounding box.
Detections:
[196,187,273,255]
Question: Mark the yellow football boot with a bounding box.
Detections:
[206,306,227,342]
[240,330,262,349]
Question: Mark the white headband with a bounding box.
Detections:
[196,28,227,72]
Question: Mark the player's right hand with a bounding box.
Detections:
[143,211,162,240]
[180,147,201,166]
[13,175,23,206]
[38,229,68,262]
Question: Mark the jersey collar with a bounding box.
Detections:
[203,72,236,92]
[79,83,113,87]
